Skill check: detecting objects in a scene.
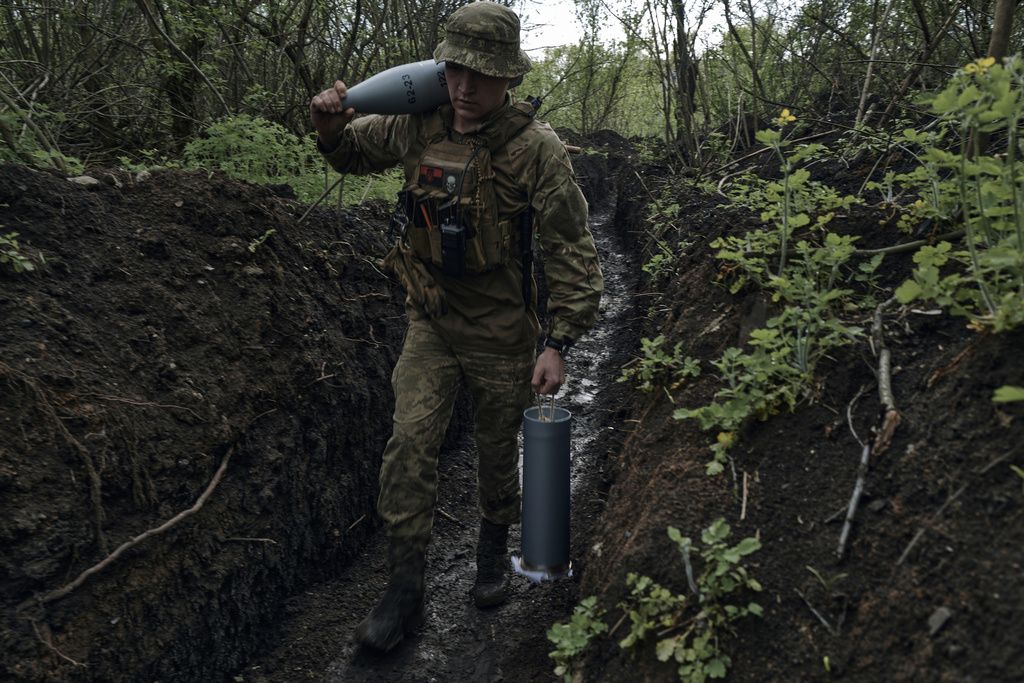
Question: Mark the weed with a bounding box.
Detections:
[992,385,1024,403]
[547,596,607,683]
[548,520,763,683]
[618,335,700,393]
[247,228,277,254]
[895,56,1024,332]
[0,231,36,273]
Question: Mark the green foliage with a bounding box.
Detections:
[248,228,276,253]
[0,109,83,173]
[1010,465,1024,495]
[547,596,608,683]
[618,335,700,393]
[520,36,665,138]
[184,114,317,196]
[0,231,36,273]
[182,114,401,205]
[993,385,1024,403]
[622,521,763,682]
[548,520,763,683]
[679,124,874,474]
[895,56,1024,333]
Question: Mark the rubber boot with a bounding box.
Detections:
[354,543,425,651]
[472,518,510,608]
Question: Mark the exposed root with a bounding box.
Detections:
[17,446,234,611]
[0,362,108,555]
[32,621,87,669]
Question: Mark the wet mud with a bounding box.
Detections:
[238,155,641,683]
[3,128,1021,683]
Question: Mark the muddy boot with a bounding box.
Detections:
[472,518,510,608]
[354,544,425,652]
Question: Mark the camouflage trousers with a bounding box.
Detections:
[379,319,535,551]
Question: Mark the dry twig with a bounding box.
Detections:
[794,589,837,635]
[871,297,901,455]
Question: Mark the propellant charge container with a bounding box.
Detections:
[342,59,450,114]
[520,406,572,574]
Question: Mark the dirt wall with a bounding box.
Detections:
[0,164,419,681]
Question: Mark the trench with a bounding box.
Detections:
[239,183,640,683]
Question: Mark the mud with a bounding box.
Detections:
[237,148,642,683]
[2,128,1020,683]
[0,163,408,681]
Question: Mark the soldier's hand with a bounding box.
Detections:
[532,347,565,396]
[310,80,355,148]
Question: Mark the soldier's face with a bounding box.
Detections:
[445,62,509,132]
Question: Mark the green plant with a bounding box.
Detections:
[618,335,700,393]
[0,231,36,273]
[181,114,402,206]
[895,56,1024,332]
[1010,465,1024,495]
[247,228,276,253]
[993,385,1024,402]
[547,596,608,683]
[677,232,868,474]
[620,520,763,682]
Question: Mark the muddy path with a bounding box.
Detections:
[238,184,640,683]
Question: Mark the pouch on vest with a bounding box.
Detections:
[402,102,535,276]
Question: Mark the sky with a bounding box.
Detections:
[515,0,727,55]
[516,0,586,52]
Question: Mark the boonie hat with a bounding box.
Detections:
[433,1,532,79]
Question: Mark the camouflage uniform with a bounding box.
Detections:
[319,2,603,556]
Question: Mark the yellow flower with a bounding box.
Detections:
[964,56,997,75]
[716,431,735,448]
[773,108,797,126]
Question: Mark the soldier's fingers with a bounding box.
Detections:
[531,364,545,393]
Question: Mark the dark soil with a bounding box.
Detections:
[580,169,1024,682]
[0,163,407,681]
[2,126,1021,683]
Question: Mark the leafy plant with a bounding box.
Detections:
[547,596,608,683]
[247,228,276,253]
[182,113,401,205]
[678,231,868,474]
[621,520,763,682]
[548,520,763,683]
[993,385,1024,403]
[895,56,1024,332]
[0,231,36,273]
[619,335,700,393]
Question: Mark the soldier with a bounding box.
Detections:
[309,0,603,652]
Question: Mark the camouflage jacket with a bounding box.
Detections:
[320,97,603,353]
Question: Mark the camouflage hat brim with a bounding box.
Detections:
[433,41,532,79]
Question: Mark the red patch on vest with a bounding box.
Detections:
[418,165,444,187]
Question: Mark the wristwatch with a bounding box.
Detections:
[544,335,573,358]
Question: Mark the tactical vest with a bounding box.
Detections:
[401,101,536,278]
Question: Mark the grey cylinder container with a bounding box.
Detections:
[521,406,572,573]
[341,59,450,114]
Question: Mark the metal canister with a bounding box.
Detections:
[519,405,572,577]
